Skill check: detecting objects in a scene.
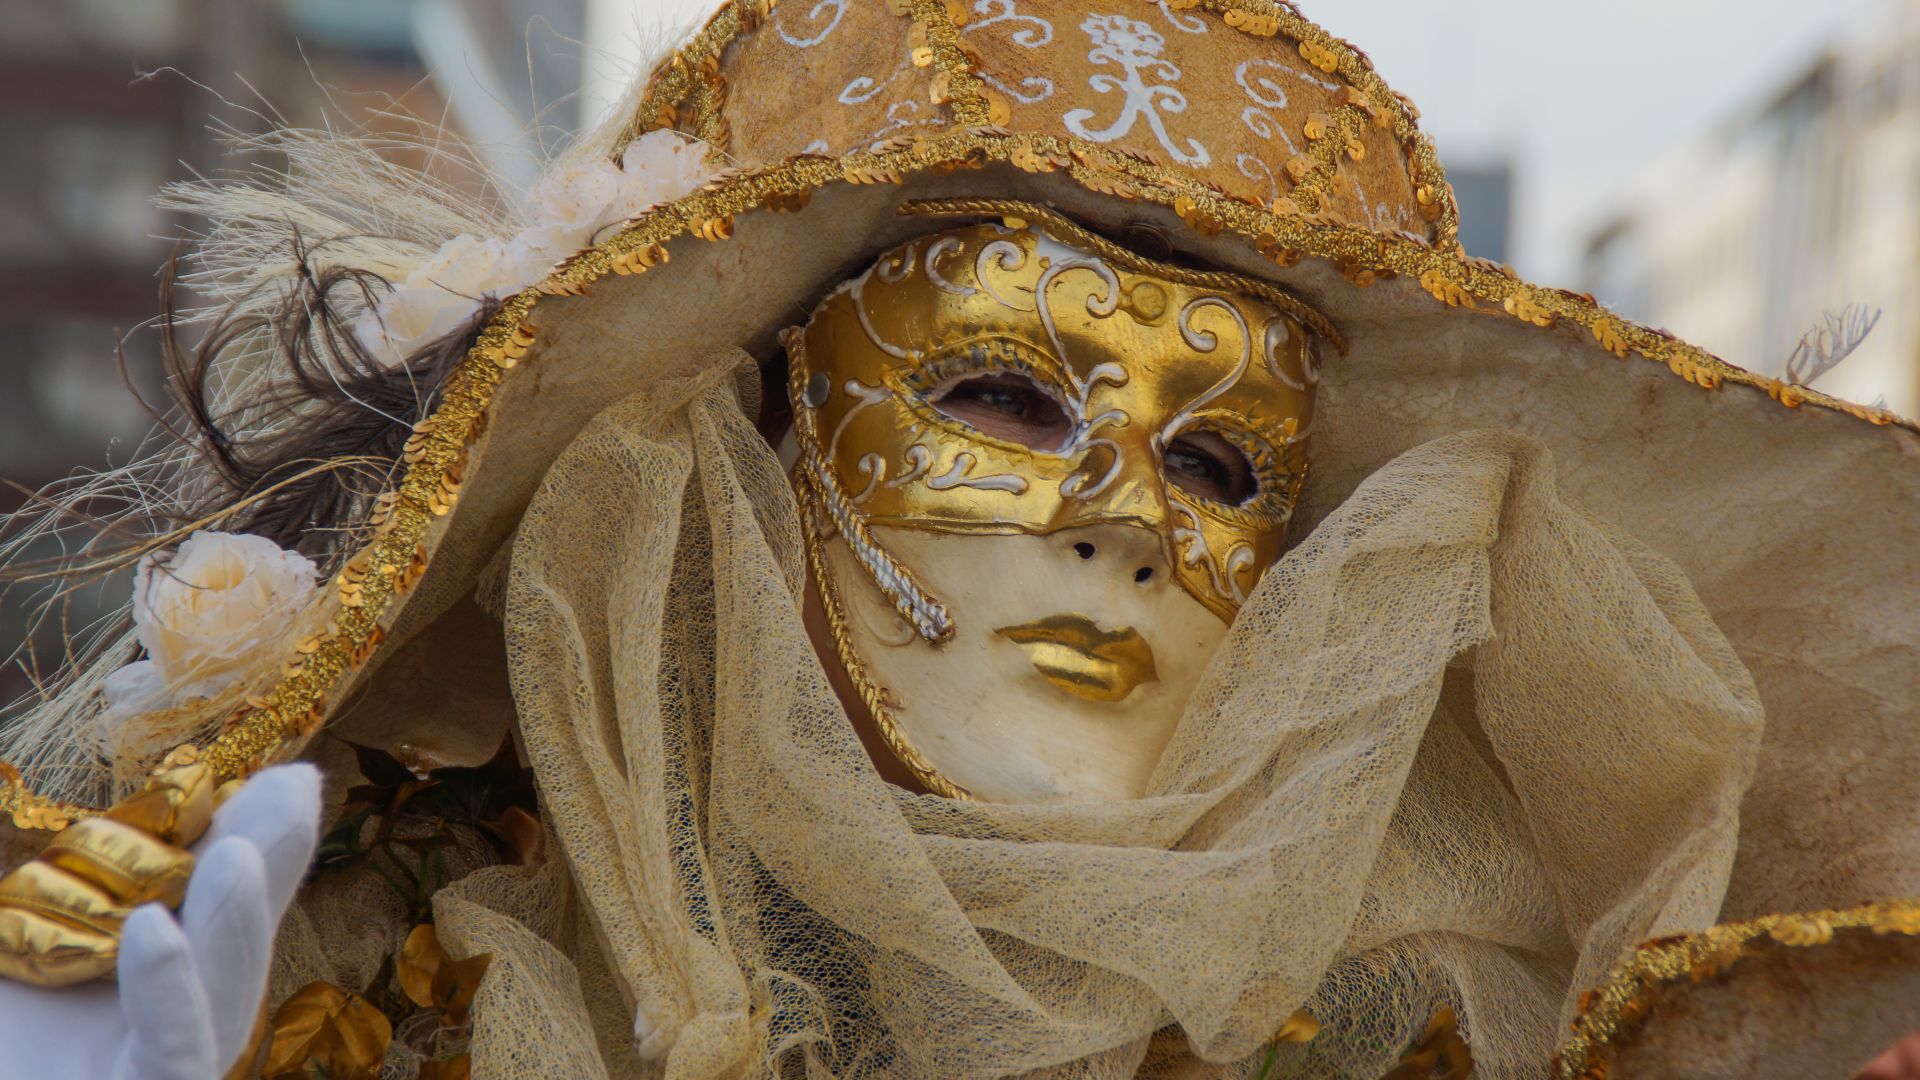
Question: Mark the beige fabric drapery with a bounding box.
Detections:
[398,353,1773,1079]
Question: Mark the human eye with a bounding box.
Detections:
[917,339,1075,452]
[1162,430,1256,505]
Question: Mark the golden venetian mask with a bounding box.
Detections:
[789,205,1339,636]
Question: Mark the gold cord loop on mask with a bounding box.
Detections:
[788,329,958,645]
[800,496,975,800]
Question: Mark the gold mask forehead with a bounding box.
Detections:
[789,206,1333,628]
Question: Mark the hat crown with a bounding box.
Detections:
[633,0,1458,247]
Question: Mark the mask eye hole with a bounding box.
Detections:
[931,372,1074,451]
[1164,431,1258,506]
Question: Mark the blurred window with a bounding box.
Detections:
[0,318,158,477]
[0,0,187,56]
[287,0,418,56]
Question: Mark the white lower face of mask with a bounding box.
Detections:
[813,522,1227,802]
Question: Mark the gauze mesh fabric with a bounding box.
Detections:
[435,351,1763,1079]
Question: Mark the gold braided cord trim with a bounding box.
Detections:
[799,488,974,801]
[898,197,1348,353]
[1553,899,1920,1079]
[3,123,1910,833]
[1280,103,1361,218]
[685,65,733,152]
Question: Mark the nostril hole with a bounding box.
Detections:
[1074,542,1096,560]
[1134,567,1154,583]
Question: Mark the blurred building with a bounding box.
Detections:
[1582,2,1920,417]
[1447,162,1515,266]
[0,0,582,700]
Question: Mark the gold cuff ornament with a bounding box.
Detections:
[0,760,215,986]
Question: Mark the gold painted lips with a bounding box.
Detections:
[994,615,1159,703]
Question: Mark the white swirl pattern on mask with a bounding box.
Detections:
[829,379,893,461]
[1264,316,1313,391]
[926,451,1031,494]
[975,240,1034,311]
[853,453,887,503]
[925,237,977,297]
[1034,256,1121,371]
[884,444,936,489]
[1159,297,1253,448]
[852,273,914,359]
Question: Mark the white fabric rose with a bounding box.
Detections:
[355,234,517,365]
[509,132,718,288]
[101,532,319,725]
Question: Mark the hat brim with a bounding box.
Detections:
[7,131,1916,867]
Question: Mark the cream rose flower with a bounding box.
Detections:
[355,234,518,365]
[100,532,319,726]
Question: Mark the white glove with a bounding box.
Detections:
[0,765,321,1080]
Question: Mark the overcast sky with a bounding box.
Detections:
[587,0,1890,282]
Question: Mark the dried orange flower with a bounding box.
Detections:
[263,981,393,1080]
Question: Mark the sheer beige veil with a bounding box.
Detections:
[407,345,1765,1079]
